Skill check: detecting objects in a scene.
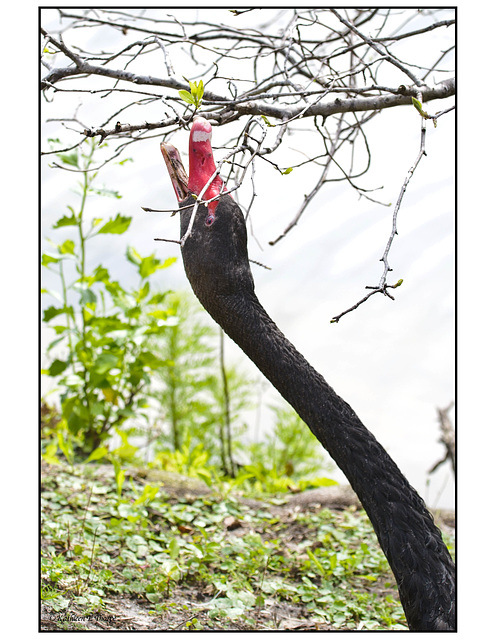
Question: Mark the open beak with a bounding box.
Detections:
[160,142,189,202]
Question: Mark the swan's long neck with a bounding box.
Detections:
[192,285,455,630]
[177,195,454,631]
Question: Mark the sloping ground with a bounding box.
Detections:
[40,463,454,631]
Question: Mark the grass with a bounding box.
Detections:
[40,462,455,631]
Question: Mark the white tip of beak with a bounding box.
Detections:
[192,129,212,143]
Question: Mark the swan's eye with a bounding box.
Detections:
[205,214,215,227]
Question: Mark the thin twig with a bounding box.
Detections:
[380,97,427,285]
[154,237,181,245]
[331,103,428,323]
[331,279,403,323]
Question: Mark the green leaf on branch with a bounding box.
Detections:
[98,214,132,235]
[93,353,120,374]
[48,359,68,377]
[179,90,196,105]
[260,115,275,127]
[178,79,204,108]
[79,287,98,306]
[85,446,109,463]
[411,97,422,111]
[411,97,428,118]
[42,253,61,266]
[136,350,164,369]
[53,214,78,229]
[102,388,119,405]
[136,280,150,303]
[59,240,76,255]
[58,152,79,168]
[90,265,110,284]
[147,309,174,321]
[139,255,176,279]
[126,246,142,265]
[43,305,74,322]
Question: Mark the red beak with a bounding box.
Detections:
[161,117,229,215]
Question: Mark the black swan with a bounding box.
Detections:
[159,117,456,631]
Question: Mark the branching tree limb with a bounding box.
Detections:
[41,8,455,320]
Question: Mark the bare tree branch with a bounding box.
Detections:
[41,8,455,321]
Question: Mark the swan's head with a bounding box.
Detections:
[161,117,226,220]
[161,118,254,304]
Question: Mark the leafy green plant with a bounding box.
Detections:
[150,298,252,475]
[245,403,331,491]
[154,432,214,483]
[42,139,176,455]
[207,334,253,476]
[150,292,216,452]
[41,462,429,630]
